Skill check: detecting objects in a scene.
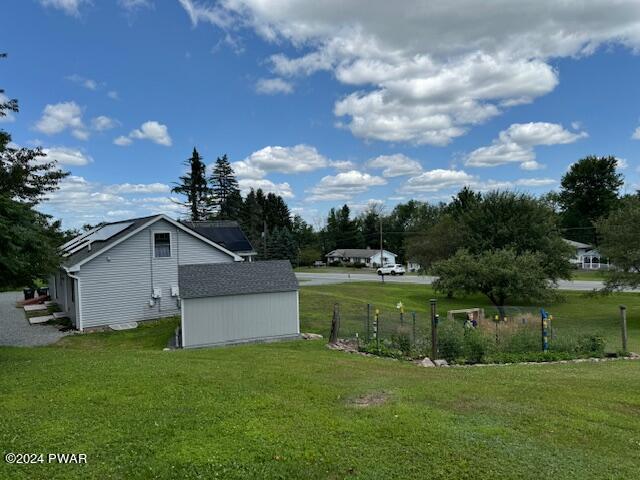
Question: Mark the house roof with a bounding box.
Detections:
[325,248,396,259]
[178,260,298,299]
[61,215,156,268]
[180,220,255,254]
[61,214,242,271]
[563,238,592,249]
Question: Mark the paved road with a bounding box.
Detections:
[296,272,633,292]
[0,291,70,346]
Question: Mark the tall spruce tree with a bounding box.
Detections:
[171,148,210,221]
[210,154,241,219]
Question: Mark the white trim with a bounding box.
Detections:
[296,290,300,335]
[68,214,242,270]
[65,269,83,331]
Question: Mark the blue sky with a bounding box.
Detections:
[2,0,640,228]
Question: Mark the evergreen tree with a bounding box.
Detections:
[266,227,298,265]
[240,188,264,251]
[171,148,210,220]
[209,154,241,219]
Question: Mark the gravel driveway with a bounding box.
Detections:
[0,291,71,346]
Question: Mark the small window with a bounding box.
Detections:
[154,232,171,258]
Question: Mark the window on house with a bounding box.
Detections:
[154,232,171,258]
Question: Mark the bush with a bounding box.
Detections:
[438,321,464,363]
[576,334,606,356]
[463,328,489,363]
[500,328,540,353]
[484,351,576,364]
[391,332,412,356]
[359,339,404,359]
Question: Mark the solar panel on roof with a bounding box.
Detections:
[83,221,133,242]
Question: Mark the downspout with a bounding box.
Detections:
[64,267,83,332]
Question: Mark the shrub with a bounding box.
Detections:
[484,351,576,364]
[500,328,540,353]
[391,332,412,356]
[359,339,404,359]
[576,334,606,356]
[438,321,464,363]
[462,328,489,363]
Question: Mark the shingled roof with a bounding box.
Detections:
[178,260,298,299]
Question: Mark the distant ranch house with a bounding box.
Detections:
[326,248,397,267]
[49,214,249,331]
[563,239,610,270]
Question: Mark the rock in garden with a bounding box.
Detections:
[419,357,435,367]
[434,359,448,367]
[301,332,323,340]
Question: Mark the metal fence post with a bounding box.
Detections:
[430,299,437,359]
[375,309,380,352]
[620,305,628,352]
[366,303,371,342]
[412,311,416,344]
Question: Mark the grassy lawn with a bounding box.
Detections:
[570,270,608,281]
[300,282,640,353]
[1,285,639,479]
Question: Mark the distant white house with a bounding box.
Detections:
[325,248,397,267]
[406,260,421,273]
[563,238,609,270]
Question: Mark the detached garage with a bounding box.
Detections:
[178,260,300,348]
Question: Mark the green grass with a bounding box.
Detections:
[1,286,640,479]
[299,282,640,353]
[570,270,608,281]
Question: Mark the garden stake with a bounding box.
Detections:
[412,311,416,344]
[620,305,628,353]
[430,299,438,360]
[366,303,371,342]
[540,308,549,352]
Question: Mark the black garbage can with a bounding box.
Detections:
[23,288,35,300]
[37,287,49,297]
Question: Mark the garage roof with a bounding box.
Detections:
[179,260,298,299]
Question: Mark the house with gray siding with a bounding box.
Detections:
[49,214,242,331]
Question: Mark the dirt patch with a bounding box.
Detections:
[349,392,390,408]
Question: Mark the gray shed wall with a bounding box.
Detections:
[182,290,299,348]
[78,219,234,329]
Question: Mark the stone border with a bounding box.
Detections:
[326,338,640,368]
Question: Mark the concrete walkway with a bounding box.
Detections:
[0,291,70,346]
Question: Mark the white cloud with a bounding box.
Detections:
[113,135,133,146]
[330,160,356,171]
[39,0,88,16]
[404,169,474,193]
[255,78,294,95]
[238,178,294,198]
[118,0,153,12]
[40,175,178,228]
[616,158,629,169]
[34,101,89,140]
[182,0,640,145]
[91,115,118,131]
[240,144,329,176]
[105,182,170,194]
[107,90,119,100]
[232,160,265,179]
[306,170,386,201]
[42,147,92,166]
[631,127,640,140]
[367,153,422,177]
[115,121,172,147]
[465,122,587,168]
[66,74,98,90]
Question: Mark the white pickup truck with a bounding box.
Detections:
[376,264,406,276]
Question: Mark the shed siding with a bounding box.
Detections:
[78,219,234,329]
[182,291,299,348]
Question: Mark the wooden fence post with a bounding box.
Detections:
[412,311,416,344]
[366,303,371,342]
[430,299,438,359]
[620,305,628,353]
[329,303,340,344]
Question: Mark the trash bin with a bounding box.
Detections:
[37,287,49,297]
[23,288,35,300]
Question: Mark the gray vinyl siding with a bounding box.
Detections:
[182,290,299,348]
[78,219,235,329]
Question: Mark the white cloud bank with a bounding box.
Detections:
[255,78,294,95]
[465,122,587,169]
[34,101,89,140]
[114,120,172,147]
[306,170,386,201]
[367,154,422,177]
[42,147,93,166]
[232,144,329,179]
[179,0,640,146]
